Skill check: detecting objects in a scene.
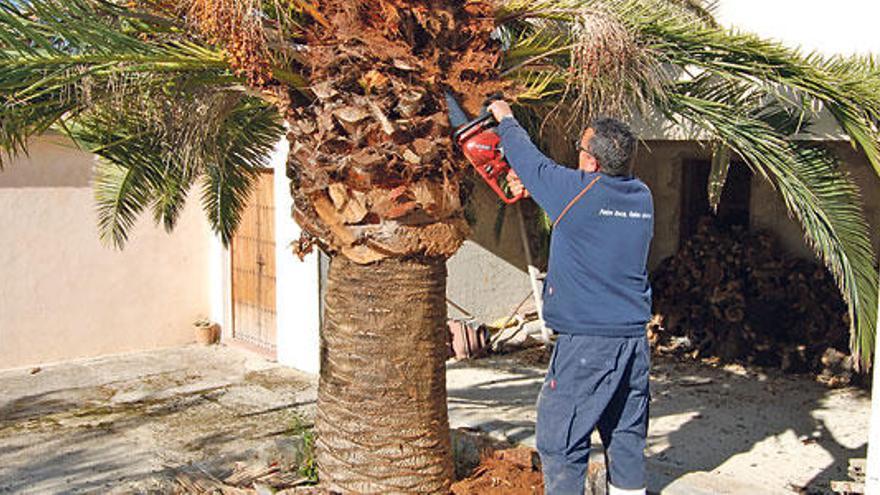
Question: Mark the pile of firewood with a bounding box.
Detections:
[650,218,852,379]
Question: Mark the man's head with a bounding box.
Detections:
[578,117,636,176]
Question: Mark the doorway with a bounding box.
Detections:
[230,170,277,356]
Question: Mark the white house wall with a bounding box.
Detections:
[0,135,214,370]
[271,136,321,374]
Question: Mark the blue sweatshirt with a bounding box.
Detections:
[496,117,653,337]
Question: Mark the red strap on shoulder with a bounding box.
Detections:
[553,176,601,229]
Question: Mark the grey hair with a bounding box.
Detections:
[586,117,636,176]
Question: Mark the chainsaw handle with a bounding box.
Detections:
[450,93,505,142]
[452,113,495,143]
[482,163,526,205]
[483,92,505,107]
[489,179,526,205]
[476,93,505,123]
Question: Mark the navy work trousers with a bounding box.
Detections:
[535,333,650,494]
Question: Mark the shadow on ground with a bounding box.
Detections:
[0,346,317,494]
[446,353,870,494]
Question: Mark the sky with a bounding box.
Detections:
[715,0,880,56]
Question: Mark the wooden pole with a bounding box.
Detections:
[516,203,552,343]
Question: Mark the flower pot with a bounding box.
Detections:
[195,323,220,345]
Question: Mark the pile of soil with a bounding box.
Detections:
[504,339,553,367]
[650,218,853,381]
[451,448,544,495]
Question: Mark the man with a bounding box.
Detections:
[488,100,653,495]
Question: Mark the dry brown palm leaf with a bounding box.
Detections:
[284,0,509,262]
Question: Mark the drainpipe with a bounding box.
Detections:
[866,275,879,493]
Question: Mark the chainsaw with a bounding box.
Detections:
[445,92,525,205]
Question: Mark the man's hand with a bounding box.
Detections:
[506,170,529,198]
[488,100,514,122]
[489,99,527,198]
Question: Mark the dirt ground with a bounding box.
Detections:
[451,447,543,494]
[0,345,872,494]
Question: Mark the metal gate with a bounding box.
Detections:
[231,170,277,355]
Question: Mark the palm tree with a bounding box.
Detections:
[2,0,877,492]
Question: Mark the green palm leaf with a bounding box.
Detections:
[200,96,284,246]
[1,0,289,245]
[0,0,234,166]
[69,89,284,247]
[92,158,161,248]
[626,3,880,177]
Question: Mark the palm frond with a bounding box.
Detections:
[497,1,667,125]
[629,6,880,177]
[69,89,284,246]
[92,157,160,248]
[200,96,284,246]
[0,0,238,167]
[706,142,729,212]
[500,0,880,175]
[1,0,289,246]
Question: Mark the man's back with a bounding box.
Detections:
[495,117,654,336]
[542,172,653,336]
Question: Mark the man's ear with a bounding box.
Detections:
[582,154,600,172]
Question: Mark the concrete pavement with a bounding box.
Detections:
[0,345,870,494]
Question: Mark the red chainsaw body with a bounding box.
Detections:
[455,121,524,205]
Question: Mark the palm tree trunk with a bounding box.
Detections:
[316,255,453,494]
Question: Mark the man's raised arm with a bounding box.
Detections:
[488,101,583,220]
